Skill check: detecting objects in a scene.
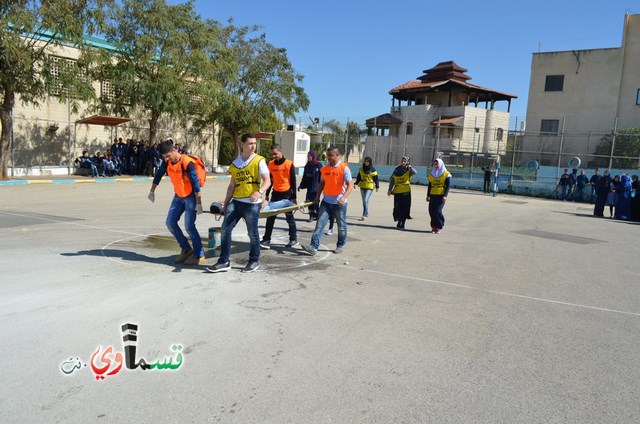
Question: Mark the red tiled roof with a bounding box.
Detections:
[430,116,463,126]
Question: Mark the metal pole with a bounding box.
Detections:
[608,117,618,170]
[556,117,565,179]
[509,117,518,189]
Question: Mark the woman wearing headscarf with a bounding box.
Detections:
[614,174,632,220]
[354,156,379,221]
[427,158,452,234]
[593,170,611,217]
[387,156,416,229]
[299,150,322,221]
[606,175,620,218]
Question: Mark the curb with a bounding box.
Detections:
[0,175,231,186]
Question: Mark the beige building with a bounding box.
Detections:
[522,13,640,163]
[364,61,516,167]
[4,35,220,176]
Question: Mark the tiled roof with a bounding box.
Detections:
[365,113,403,127]
[430,116,463,126]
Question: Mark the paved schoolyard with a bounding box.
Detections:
[1,177,639,423]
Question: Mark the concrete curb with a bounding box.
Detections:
[0,174,231,186]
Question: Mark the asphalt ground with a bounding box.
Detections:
[1,177,639,423]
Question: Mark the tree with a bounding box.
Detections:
[321,119,364,161]
[594,127,640,169]
[200,23,309,158]
[95,0,224,143]
[0,0,111,179]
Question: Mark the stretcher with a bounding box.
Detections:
[205,201,314,219]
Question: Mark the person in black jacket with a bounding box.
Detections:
[298,150,322,221]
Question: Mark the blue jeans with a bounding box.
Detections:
[166,193,203,257]
[262,199,295,211]
[359,188,373,217]
[310,201,347,250]
[219,200,261,263]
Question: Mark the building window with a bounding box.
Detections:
[496,128,504,141]
[101,80,131,105]
[540,119,559,134]
[49,56,86,97]
[544,75,564,92]
[406,122,413,135]
[636,89,640,105]
[296,138,308,152]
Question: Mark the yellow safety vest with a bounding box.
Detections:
[229,155,264,199]
[358,168,377,190]
[391,169,412,194]
[428,171,451,195]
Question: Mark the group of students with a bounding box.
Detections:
[148,134,453,272]
[592,170,640,221]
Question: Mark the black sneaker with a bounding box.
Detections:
[286,240,300,248]
[259,240,271,250]
[206,261,231,273]
[301,244,317,256]
[242,261,260,273]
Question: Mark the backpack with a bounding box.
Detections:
[182,154,207,187]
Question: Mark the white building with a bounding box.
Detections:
[364,61,516,167]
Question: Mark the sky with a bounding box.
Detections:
[175,0,637,130]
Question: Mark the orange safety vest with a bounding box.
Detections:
[321,161,348,196]
[268,159,293,192]
[166,155,197,197]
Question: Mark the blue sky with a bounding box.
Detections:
[179,0,637,130]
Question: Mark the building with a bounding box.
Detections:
[522,13,640,166]
[3,33,219,176]
[364,61,516,167]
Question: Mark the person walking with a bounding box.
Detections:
[298,150,322,222]
[387,156,416,229]
[427,158,452,234]
[354,156,379,221]
[206,133,271,273]
[301,146,354,255]
[260,144,298,249]
[148,139,205,265]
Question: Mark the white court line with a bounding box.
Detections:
[341,265,640,318]
[11,209,632,316]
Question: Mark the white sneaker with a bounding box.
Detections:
[325,229,334,236]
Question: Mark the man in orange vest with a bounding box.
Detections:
[301,145,354,255]
[148,139,204,265]
[260,144,298,249]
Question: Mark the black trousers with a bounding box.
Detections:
[428,195,446,229]
[262,191,297,242]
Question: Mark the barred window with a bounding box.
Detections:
[101,80,116,103]
[100,80,131,105]
[49,56,84,97]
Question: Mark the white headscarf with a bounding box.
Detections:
[431,158,447,178]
